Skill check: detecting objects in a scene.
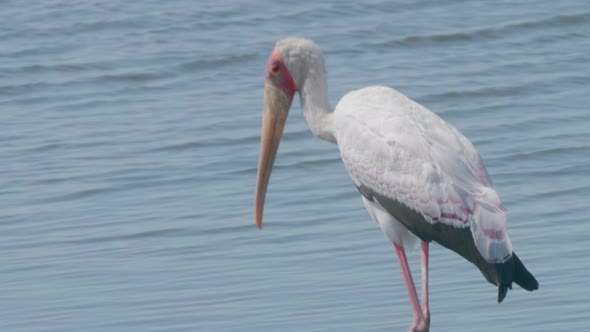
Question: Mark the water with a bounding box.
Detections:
[1,1,589,331]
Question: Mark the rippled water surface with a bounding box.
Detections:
[2,1,589,331]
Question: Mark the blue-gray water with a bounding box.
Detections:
[2,1,589,331]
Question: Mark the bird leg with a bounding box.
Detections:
[393,243,429,332]
[420,241,430,327]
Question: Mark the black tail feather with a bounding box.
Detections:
[497,252,538,303]
[512,252,539,291]
[497,283,511,303]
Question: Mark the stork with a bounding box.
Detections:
[254,37,538,332]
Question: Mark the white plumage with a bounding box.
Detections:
[362,196,418,248]
[334,86,512,263]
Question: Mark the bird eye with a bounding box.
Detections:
[271,64,280,73]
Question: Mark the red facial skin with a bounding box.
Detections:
[265,47,297,98]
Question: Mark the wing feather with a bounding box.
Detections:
[335,86,512,263]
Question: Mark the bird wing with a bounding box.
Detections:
[334,86,512,263]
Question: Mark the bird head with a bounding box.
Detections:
[254,37,323,229]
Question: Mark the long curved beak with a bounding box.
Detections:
[254,82,293,229]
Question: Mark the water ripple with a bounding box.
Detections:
[179,53,258,70]
[505,146,590,161]
[67,228,190,245]
[97,71,169,82]
[367,11,590,48]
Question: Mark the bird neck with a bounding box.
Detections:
[299,68,336,143]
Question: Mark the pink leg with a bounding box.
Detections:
[393,243,428,331]
[421,241,430,326]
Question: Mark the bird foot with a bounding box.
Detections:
[408,317,429,332]
[422,309,430,326]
